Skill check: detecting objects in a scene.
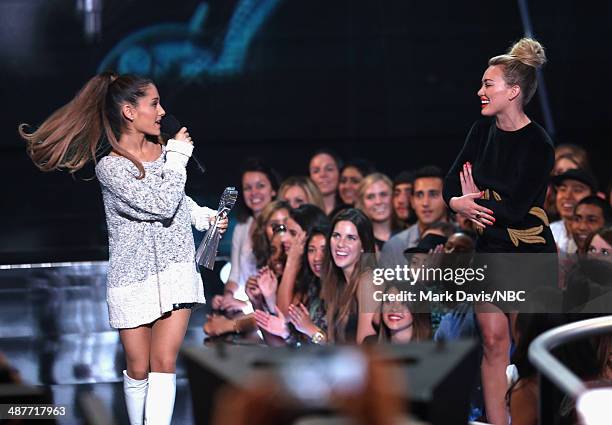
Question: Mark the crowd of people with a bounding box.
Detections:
[204,143,611,423]
[204,39,612,425]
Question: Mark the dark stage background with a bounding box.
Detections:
[1,0,610,263]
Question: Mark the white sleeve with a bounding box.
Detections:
[185,196,216,232]
[164,139,194,172]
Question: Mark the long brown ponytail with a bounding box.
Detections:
[19,71,155,178]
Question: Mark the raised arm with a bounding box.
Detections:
[443,121,481,207]
[277,229,306,315]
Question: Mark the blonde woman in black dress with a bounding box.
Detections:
[444,39,556,424]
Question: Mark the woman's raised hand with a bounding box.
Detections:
[287,228,306,261]
[257,267,278,300]
[460,162,480,195]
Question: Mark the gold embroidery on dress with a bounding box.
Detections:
[482,189,501,201]
[481,188,549,246]
[507,226,546,247]
[528,207,550,226]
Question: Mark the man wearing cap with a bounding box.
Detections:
[551,169,598,254]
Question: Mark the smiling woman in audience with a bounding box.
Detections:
[356,173,402,251]
[214,158,279,313]
[321,208,377,344]
[375,284,431,344]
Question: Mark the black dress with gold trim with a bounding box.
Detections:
[444,119,558,308]
[443,119,557,254]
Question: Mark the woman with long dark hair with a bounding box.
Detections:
[321,208,377,343]
[253,205,329,343]
[214,158,279,312]
[275,204,329,314]
[374,283,431,344]
[19,72,227,425]
[443,38,557,424]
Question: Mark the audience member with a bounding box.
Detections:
[571,196,611,254]
[277,176,324,210]
[392,170,415,227]
[586,227,612,262]
[338,158,376,206]
[550,169,597,254]
[216,158,279,312]
[309,149,342,215]
[322,208,377,343]
[355,173,402,251]
[374,283,431,344]
[380,166,448,268]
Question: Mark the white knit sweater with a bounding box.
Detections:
[95,141,215,328]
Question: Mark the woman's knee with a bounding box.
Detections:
[481,325,510,357]
[479,315,510,355]
[149,355,177,373]
[125,364,149,380]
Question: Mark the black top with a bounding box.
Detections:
[444,119,557,253]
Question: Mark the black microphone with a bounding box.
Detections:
[160,114,206,174]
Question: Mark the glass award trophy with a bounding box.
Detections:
[195,187,238,269]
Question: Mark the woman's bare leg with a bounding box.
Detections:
[475,305,510,425]
[119,325,152,379]
[150,309,191,372]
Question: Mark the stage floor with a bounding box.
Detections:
[0,261,212,424]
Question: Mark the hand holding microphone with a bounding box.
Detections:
[174,127,192,144]
[160,114,205,173]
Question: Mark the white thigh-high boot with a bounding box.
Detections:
[123,370,148,425]
[144,372,176,425]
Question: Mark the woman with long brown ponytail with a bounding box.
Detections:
[19,71,228,425]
